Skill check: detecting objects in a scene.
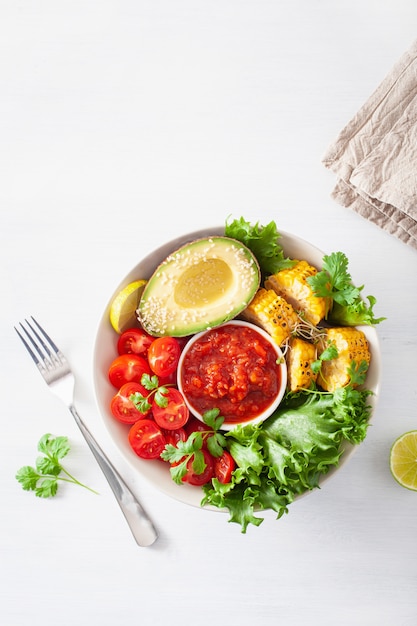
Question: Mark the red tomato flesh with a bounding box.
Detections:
[108,354,151,389]
[180,324,281,423]
[128,419,166,459]
[162,427,187,447]
[214,450,236,484]
[148,336,181,378]
[184,416,212,437]
[152,387,189,430]
[183,448,215,486]
[110,382,150,424]
[117,328,154,356]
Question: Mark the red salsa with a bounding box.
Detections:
[180,324,282,424]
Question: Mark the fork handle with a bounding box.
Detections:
[69,405,158,547]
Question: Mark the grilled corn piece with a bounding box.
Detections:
[286,337,317,392]
[317,327,371,392]
[241,288,299,347]
[265,260,328,326]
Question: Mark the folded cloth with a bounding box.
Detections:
[323,39,417,250]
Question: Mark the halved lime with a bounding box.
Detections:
[389,430,417,491]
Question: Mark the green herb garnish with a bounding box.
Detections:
[311,343,339,374]
[307,251,385,326]
[16,434,98,498]
[161,409,227,484]
[130,373,171,413]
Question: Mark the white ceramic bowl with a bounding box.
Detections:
[93,227,382,510]
[177,320,287,431]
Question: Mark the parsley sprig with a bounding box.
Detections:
[311,343,339,375]
[130,373,171,413]
[347,359,369,386]
[307,251,385,326]
[161,409,227,484]
[16,434,98,498]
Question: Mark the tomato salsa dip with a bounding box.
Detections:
[178,321,287,429]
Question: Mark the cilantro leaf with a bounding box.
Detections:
[154,386,169,408]
[15,465,40,491]
[347,359,369,387]
[311,343,338,374]
[202,408,225,431]
[225,216,295,277]
[38,433,70,461]
[141,374,159,391]
[161,410,229,484]
[130,392,152,413]
[36,478,59,498]
[206,435,225,458]
[36,455,61,476]
[161,433,205,484]
[191,449,206,475]
[308,252,360,305]
[169,461,188,484]
[16,434,98,498]
[130,374,175,413]
[307,251,385,326]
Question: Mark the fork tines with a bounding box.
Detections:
[15,317,68,376]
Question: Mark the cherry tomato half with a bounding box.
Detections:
[148,336,181,378]
[110,382,150,424]
[152,387,189,430]
[183,448,215,486]
[214,450,236,484]
[108,354,151,389]
[117,327,154,356]
[162,427,187,447]
[128,419,167,459]
[184,416,212,437]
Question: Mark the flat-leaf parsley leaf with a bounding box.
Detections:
[161,409,227,484]
[307,251,385,326]
[130,373,171,413]
[16,434,98,498]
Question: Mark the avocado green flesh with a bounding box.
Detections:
[138,236,260,337]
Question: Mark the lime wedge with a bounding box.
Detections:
[109,279,147,334]
[390,430,417,491]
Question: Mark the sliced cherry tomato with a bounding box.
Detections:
[183,448,215,486]
[148,337,181,378]
[128,419,167,459]
[110,382,150,424]
[108,354,151,389]
[152,387,189,430]
[117,327,154,356]
[162,427,187,447]
[214,450,236,484]
[184,416,212,437]
[158,370,178,387]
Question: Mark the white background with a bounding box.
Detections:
[1,2,417,625]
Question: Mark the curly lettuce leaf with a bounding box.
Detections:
[329,296,386,326]
[224,216,295,277]
[202,387,373,532]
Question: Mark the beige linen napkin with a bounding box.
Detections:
[323,40,417,250]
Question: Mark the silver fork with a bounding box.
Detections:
[15,316,158,547]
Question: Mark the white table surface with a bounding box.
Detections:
[1,2,417,625]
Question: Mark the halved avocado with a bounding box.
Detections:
[138,236,260,337]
